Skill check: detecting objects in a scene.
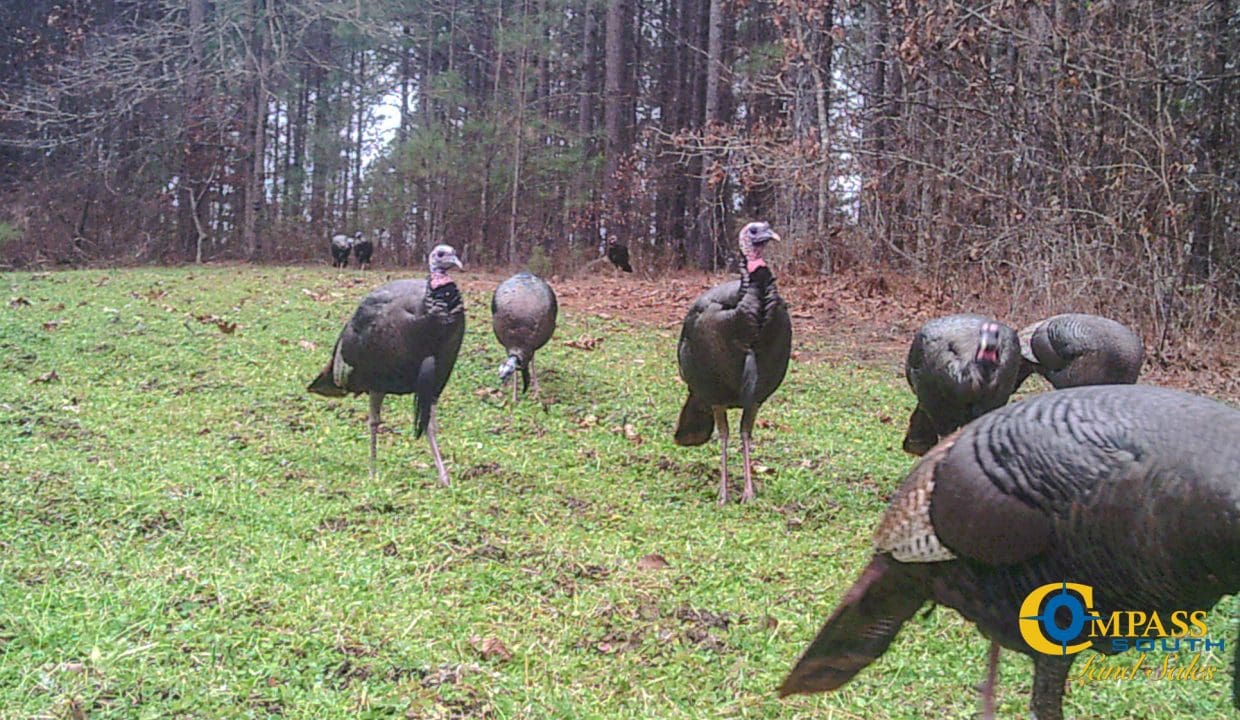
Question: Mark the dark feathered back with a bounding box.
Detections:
[1018,313,1144,389]
[607,242,633,272]
[330,234,352,267]
[353,238,374,266]
[492,273,558,358]
[675,259,791,444]
[308,277,465,437]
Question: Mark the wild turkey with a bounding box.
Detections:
[352,231,373,270]
[491,272,558,405]
[330,233,353,268]
[606,240,633,273]
[780,385,1240,720]
[674,221,792,504]
[308,244,465,485]
[1017,313,1144,390]
[902,314,1021,456]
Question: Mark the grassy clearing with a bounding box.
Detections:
[0,266,1234,719]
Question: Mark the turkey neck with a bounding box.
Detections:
[427,273,463,316]
[739,255,780,328]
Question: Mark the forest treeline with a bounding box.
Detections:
[0,0,1236,345]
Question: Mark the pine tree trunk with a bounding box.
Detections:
[508,0,532,265]
[603,0,634,247]
[692,0,723,269]
[1188,0,1231,280]
[352,51,365,225]
[861,0,889,258]
[242,0,269,260]
[308,22,333,233]
[177,0,209,262]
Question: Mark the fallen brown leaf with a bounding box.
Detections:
[8,297,30,308]
[32,370,59,384]
[636,553,670,570]
[42,320,64,331]
[298,339,317,351]
[468,635,512,663]
[565,335,603,351]
[195,314,238,334]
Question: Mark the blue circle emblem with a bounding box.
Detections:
[1021,582,1103,654]
[1040,592,1087,643]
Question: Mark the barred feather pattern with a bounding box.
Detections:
[874,435,959,563]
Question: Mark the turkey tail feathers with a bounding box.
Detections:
[780,554,928,697]
[674,393,714,446]
[307,361,346,397]
[413,356,437,439]
[740,348,759,409]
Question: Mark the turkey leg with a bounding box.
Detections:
[1031,654,1074,720]
[713,407,730,504]
[368,392,385,479]
[426,403,451,486]
[739,404,759,502]
[978,640,1000,720]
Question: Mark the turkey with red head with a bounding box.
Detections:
[902,314,1022,456]
[674,221,792,504]
[308,244,465,485]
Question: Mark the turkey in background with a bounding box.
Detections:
[901,313,1022,456]
[492,272,558,407]
[1017,313,1145,390]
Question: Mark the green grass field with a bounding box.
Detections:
[1,266,1234,719]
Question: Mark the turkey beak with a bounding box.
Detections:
[755,228,780,245]
[976,323,1001,366]
[498,356,518,384]
[448,253,463,270]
